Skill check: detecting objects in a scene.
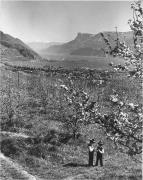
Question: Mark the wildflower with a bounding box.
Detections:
[110,95,118,102]
[99,80,104,85]
[60,85,68,91]
[67,97,72,103]
[118,101,124,106]
[128,103,135,109]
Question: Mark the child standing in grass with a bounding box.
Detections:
[95,141,104,167]
[88,139,95,166]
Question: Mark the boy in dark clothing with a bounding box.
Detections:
[88,139,95,166]
[95,141,104,166]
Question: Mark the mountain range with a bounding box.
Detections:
[39,31,133,58]
[0,31,134,62]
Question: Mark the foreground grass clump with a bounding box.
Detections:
[1,138,21,157]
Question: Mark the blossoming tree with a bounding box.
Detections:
[59,77,96,139]
[98,0,143,156]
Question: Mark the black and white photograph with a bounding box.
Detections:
[0,0,142,179]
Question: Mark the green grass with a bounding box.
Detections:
[14,144,142,180]
[1,124,141,180]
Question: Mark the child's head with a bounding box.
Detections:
[98,140,103,146]
[89,139,95,144]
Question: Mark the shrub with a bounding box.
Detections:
[43,129,58,144]
[58,132,72,144]
[1,138,20,157]
[48,145,58,152]
[27,144,46,159]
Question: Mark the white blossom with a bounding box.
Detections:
[110,95,118,102]
[60,84,68,91]
[128,103,135,109]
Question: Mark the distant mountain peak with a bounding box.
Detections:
[75,32,93,41]
[35,31,134,58]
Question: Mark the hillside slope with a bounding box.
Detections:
[0,31,42,62]
[44,31,133,57]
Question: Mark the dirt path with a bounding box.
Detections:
[0,131,41,180]
[0,153,41,180]
[1,131,30,138]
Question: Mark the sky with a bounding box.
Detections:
[0,0,133,43]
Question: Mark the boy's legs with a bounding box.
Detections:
[89,152,92,166]
[95,156,99,166]
[89,152,94,166]
[100,156,103,166]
